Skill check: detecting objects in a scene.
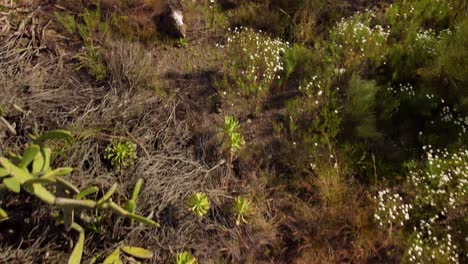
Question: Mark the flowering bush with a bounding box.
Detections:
[375,147,467,263]
[218,27,288,108]
[328,11,390,69]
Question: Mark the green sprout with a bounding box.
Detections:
[188,192,210,217]
[104,141,137,170]
[222,116,245,153]
[176,37,188,48]
[175,251,197,264]
[234,196,251,225]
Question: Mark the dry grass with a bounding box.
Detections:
[0,12,281,263]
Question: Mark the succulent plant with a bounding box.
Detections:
[222,116,245,153]
[104,141,137,170]
[234,196,251,225]
[188,192,210,217]
[175,251,197,264]
[0,130,158,264]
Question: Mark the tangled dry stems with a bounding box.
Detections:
[0,12,277,262]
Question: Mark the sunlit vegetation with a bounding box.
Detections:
[1,0,466,263]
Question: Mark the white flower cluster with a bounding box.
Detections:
[330,13,389,62]
[298,75,323,100]
[440,106,468,136]
[410,147,468,211]
[375,147,467,263]
[374,189,411,227]
[407,229,459,263]
[221,27,288,96]
[414,29,438,56]
[387,83,415,96]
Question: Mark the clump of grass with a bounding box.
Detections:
[55,12,76,34]
[104,40,158,91]
[104,141,137,170]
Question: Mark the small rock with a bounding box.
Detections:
[153,5,187,38]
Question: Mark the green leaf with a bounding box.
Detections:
[3,177,20,193]
[96,183,117,206]
[32,147,47,174]
[34,130,73,145]
[76,186,99,200]
[68,223,85,264]
[40,167,74,181]
[0,168,9,178]
[103,247,121,264]
[63,207,74,231]
[121,246,153,259]
[124,200,136,213]
[0,208,8,219]
[0,157,31,183]
[19,145,40,169]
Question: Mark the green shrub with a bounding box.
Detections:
[344,76,381,140]
[286,74,341,148]
[281,44,315,85]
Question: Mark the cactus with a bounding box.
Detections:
[0,130,158,263]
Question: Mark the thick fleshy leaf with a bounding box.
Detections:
[40,167,74,181]
[3,177,20,193]
[0,208,8,219]
[103,247,121,264]
[36,147,52,173]
[121,246,153,259]
[32,148,45,174]
[75,186,99,200]
[0,168,9,178]
[19,145,40,169]
[0,157,32,183]
[68,223,85,264]
[96,183,117,206]
[34,130,72,145]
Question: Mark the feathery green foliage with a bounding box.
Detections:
[344,76,381,140]
[55,12,77,34]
